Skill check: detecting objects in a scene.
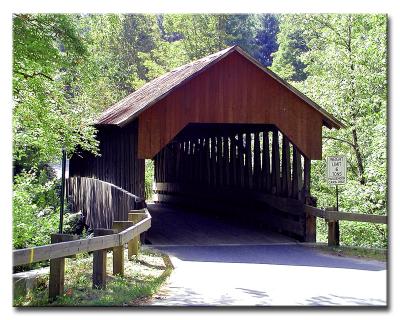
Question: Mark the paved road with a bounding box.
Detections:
[150,244,387,306]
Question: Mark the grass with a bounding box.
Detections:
[310,243,387,262]
[14,248,172,307]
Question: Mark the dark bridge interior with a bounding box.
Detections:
[150,122,314,242]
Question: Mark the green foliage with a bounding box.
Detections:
[145,159,155,201]
[272,14,387,247]
[14,250,171,306]
[271,15,308,81]
[12,170,60,249]
[255,14,279,66]
[13,14,99,169]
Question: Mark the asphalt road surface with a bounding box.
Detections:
[150,244,387,306]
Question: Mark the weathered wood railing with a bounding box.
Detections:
[67,176,146,229]
[304,205,387,246]
[13,208,151,301]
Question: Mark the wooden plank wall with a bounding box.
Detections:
[138,51,323,160]
[66,177,145,230]
[154,125,311,240]
[69,119,145,199]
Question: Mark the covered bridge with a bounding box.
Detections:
[68,46,342,242]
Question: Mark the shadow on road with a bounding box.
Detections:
[151,244,386,271]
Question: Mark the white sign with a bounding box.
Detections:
[327,156,346,185]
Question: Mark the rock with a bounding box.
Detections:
[13,267,49,299]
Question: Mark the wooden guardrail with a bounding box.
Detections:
[304,205,387,246]
[13,208,151,301]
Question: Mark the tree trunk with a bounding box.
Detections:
[351,128,366,185]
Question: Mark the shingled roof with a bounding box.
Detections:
[96,46,343,129]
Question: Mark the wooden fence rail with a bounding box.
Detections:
[13,208,151,301]
[304,205,387,246]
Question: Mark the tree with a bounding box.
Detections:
[272,14,387,219]
[271,15,309,81]
[13,14,98,171]
[255,14,279,67]
[224,14,260,57]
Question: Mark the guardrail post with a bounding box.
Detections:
[112,221,133,276]
[48,234,78,302]
[327,220,340,246]
[305,211,316,242]
[326,207,340,246]
[128,210,146,259]
[304,197,317,242]
[92,228,114,289]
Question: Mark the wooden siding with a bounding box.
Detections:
[138,51,323,160]
[69,120,145,198]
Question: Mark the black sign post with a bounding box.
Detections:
[336,185,339,211]
[58,147,67,234]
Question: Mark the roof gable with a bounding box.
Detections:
[96,46,343,130]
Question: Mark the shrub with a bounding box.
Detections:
[13,170,60,249]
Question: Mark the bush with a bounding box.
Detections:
[13,170,60,249]
[144,159,154,201]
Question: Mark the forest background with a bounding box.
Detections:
[12,13,387,249]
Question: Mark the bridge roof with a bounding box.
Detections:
[96,46,343,130]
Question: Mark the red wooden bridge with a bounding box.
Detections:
[69,46,344,243]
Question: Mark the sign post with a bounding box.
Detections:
[326,156,347,210]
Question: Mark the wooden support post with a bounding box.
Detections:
[262,131,270,192]
[281,136,290,196]
[217,136,223,186]
[303,157,311,199]
[271,129,281,195]
[230,135,237,187]
[327,220,340,246]
[238,134,245,188]
[253,132,261,190]
[92,228,114,289]
[205,137,211,186]
[292,147,302,200]
[48,234,77,302]
[211,137,217,187]
[223,136,230,186]
[245,132,253,189]
[305,212,316,242]
[127,212,145,258]
[112,221,133,276]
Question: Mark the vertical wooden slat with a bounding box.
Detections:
[292,146,303,200]
[211,137,217,187]
[303,156,311,200]
[238,134,245,188]
[262,131,271,192]
[253,131,261,190]
[281,136,290,196]
[217,136,224,186]
[271,129,281,195]
[230,135,237,187]
[223,135,230,186]
[245,132,253,189]
[206,137,211,186]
